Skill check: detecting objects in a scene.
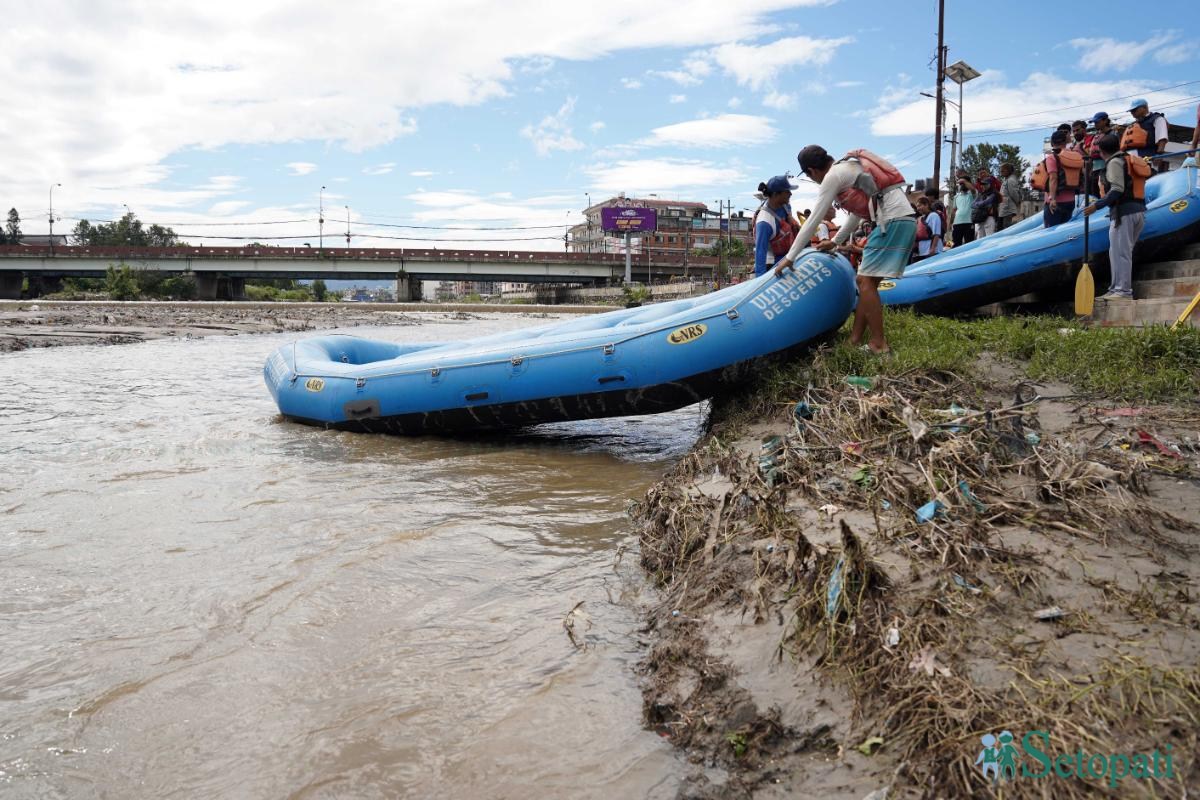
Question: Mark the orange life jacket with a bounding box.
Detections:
[811,220,839,245]
[1100,153,1152,202]
[1119,113,1163,153]
[834,149,906,219]
[1030,149,1084,192]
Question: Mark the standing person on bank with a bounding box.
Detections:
[1084,133,1151,300]
[774,144,916,355]
[951,171,975,247]
[1123,99,1169,173]
[997,163,1022,230]
[1038,130,1082,228]
[751,176,799,277]
[972,170,999,239]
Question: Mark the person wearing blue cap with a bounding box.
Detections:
[1126,99,1169,172]
[1087,112,1116,196]
[751,175,800,277]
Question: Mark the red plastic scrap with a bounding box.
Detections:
[1102,407,1149,417]
[1134,430,1183,460]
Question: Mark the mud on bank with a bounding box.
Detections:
[633,315,1200,799]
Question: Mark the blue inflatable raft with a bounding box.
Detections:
[264,252,857,435]
[881,162,1200,312]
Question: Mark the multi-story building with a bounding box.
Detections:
[568,195,753,258]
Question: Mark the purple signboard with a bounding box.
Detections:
[601,207,658,233]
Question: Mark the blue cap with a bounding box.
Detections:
[764,175,797,194]
[1090,111,1109,123]
[1128,98,1148,112]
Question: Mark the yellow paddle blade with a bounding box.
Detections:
[1074,261,1095,316]
[1173,289,1200,329]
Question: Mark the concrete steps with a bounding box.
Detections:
[1092,255,1200,327]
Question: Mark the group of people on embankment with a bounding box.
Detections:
[749,98,1199,354]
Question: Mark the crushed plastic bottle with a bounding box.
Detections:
[845,376,875,390]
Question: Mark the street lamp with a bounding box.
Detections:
[319,186,326,250]
[49,183,61,255]
[943,60,981,191]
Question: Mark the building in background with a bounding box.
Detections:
[568,195,753,258]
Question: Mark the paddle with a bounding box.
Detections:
[1174,289,1200,330]
[1075,160,1094,316]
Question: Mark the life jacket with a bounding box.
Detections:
[812,220,839,245]
[1101,152,1152,202]
[1119,112,1163,153]
[754,205,796,257]
[1030,150,1084,192]
[834,149,905,220]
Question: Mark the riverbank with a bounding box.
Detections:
[634,311,1200,798]
[0,300,607,352]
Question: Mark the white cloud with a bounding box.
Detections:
[669,94,687,104]
[286,162,318,176]
[520,97,584,156]
[869,72,1198,137]
[208,200,250,216]
[709,35,854,90]
[1069,32,1194,72]
[589,121,606,132]
[620,77,643,90]
[584,158,747,195]
[362,163,395,176]
[728,97,743,108]
[1,0,837,223]
[762,91,795,110]
[410,170,436,177]
[835,80,864,88]
[641,113,776,149]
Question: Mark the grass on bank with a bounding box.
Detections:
[772,309,1200,403]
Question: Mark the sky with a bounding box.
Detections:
[3,0,1197,252]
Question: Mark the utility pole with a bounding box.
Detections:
[933,0,946,192]
[344,206,350,247]
[949,124,959,196]
[49,183,61,255]
[319,186,326,251]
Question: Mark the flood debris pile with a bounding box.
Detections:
[635,349,1200,799]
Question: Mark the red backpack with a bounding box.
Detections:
[834,149,906,219]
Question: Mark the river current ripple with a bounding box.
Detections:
[0,313,704,799]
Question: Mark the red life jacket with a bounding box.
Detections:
[834,149,906,219]
[754,206,796,257]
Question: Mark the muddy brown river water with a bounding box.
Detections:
[0,313,705,799]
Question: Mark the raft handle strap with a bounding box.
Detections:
[603,343,615,355]
[726,308,740,320]
[430,367,441,377]
[510,355,525,367]
[356,377,366,388]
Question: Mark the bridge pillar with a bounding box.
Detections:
[230,277,246,300]
[396,275,423,302]
[0,272,22,300]
[194,273,219,300]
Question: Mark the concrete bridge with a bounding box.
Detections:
[0,245,720,300]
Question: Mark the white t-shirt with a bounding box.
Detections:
[785,159,915,262]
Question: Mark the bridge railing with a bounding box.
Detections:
[0,244,721,267]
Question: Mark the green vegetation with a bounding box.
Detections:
[951,142,1030,189]
[72,212,178,246]
[762,310,1200,403]
[622,283,651,307]
[4,208,21,244]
